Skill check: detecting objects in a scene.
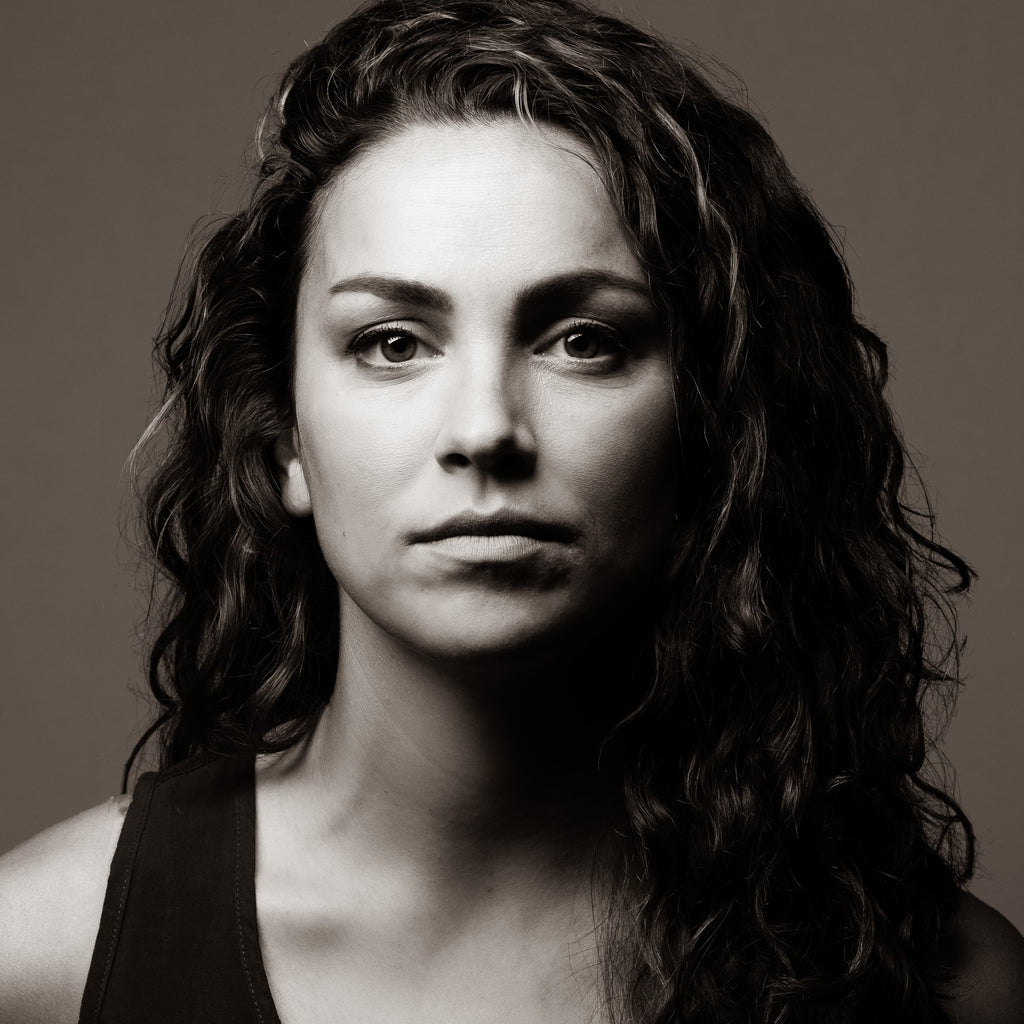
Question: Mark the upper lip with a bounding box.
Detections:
[408,510,579,544]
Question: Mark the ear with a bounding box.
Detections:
[274,428,313,518]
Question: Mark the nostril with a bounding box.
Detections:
[432,375,537,476]
[482,443,536,480]
[436,433,537,478]
[493,449,536,480]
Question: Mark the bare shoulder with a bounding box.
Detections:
[0,796,130,1024]
[936,889,1024,1023]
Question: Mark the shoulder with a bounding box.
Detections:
[936,889,1024,1023]
[0,795,130,1024]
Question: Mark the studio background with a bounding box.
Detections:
[2,0,1021,930]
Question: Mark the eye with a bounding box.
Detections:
[562,326,611,359]
[540,320,627,368]
[349,325,438,366]
[376,333,417,363]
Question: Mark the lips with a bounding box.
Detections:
[407,510,579,545]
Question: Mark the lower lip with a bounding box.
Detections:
[417,534,561,562]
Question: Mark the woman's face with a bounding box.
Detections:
[281,119,678,663]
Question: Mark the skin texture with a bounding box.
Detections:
[0,798,128,1024]
[277,119,679,668]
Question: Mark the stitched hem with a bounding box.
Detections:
[77,770,158,1024]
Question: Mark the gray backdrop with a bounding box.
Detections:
[2,0,1021,932]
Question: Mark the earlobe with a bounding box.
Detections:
[274,429,313,518]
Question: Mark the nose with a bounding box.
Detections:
[433,351,537,479]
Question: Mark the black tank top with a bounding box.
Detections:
[78,754,283,1023]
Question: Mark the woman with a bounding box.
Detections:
[1,0,1022,1020]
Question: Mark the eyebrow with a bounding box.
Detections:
[326,269,652,313]
[514,269,652,308]
[328,274,453,312]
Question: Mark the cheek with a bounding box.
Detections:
[543,382,679,525]
[296,396,425,538]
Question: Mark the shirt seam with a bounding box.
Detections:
[235,784,267,1024]
[78,771,157,1024]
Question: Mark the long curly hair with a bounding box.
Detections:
[133,0,975,1019]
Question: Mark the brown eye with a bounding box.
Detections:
[555,322,624,362]
[562,329,604,359]
[348,325,438,367]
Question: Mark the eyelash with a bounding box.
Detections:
[347,324,432,365]
[546,320,627,364]
[346,319,629,369]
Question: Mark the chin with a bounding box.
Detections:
[382,587,640,671]
[404,611,575,663]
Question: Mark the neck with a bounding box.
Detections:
[270,596,641,880]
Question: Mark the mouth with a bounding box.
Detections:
[407,510,579,546]
[406,511,580,576]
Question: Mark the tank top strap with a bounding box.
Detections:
[78,753,281,1024]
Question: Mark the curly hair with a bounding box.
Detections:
[133,0,975,1020]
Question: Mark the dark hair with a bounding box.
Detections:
[134,0,975,1019]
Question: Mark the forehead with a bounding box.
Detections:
[300,119,644,302]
